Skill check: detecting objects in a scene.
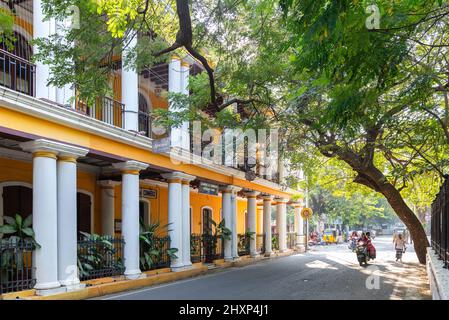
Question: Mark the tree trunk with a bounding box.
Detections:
[363,167,429,264]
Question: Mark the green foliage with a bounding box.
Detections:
[77,232,124,278]
[0,214,40,248]
[139,219,178,271]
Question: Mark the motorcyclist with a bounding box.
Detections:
[365,232,376,260]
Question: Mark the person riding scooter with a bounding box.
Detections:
[363,232,376,260]
[348,231,358,252]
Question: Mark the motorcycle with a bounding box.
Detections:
[356,240,369,266]
[348,238,357,252]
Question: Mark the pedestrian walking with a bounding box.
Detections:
[394,234,406,263]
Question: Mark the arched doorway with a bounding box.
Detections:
[0,31,34,96]
[202,207,214,263]
[138,93,151,137]
[139,199,150,226]
[77,192,92,234]
[202,207,213,236]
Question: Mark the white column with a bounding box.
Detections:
[221,186,233,261]
[245,191,259,256]
[181,174,196,268]
[33,0,56,100]
[161,172,189,271]
[122,35,139,131]
[263,195,273,256]
[98,180,120,236]
[230,187,241,259]
[180,59,191,151]
[112,161,149,279]
[276,198,288,252]
[56,148,88,287]
[20,139,88,294]
[169,55,183,148]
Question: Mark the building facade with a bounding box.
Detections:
[0,0,304,296]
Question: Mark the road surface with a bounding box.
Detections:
[96,236,430,300]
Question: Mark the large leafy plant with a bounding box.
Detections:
[139,219,178,271]
[77,232,124,279]
[0,214,39,247]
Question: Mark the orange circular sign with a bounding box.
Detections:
[301,207,313,219]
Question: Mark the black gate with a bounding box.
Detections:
[431,178,449,268]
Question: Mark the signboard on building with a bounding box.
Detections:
[152,137,171,154]
[140,188,157,199]
[198,182,219,196]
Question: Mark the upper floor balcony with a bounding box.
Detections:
[0,0,283,185]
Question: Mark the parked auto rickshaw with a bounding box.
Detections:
[322,229,339,244]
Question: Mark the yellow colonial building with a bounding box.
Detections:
[0,0,305,297]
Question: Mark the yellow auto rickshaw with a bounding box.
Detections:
[322,229,339,244]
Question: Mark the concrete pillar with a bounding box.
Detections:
[245,191,259,256]
[56,148,88,287]
[161,172,195,271]
[181,174,196,268]
[98,180,120,236]
[221,186,234,261]
[33,0,56,100]
[168,55,183,148]
[112,161,149,279]
[230,187,241,259]
[122,35,139,131]
[180,59,190,151]
[20,139,87,295]
[263,195,273,256]
[275,198,288,252]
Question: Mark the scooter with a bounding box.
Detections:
[356,240,368,266]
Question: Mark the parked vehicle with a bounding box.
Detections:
[322,229,339,244]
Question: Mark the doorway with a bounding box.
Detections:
[77,192,92,235]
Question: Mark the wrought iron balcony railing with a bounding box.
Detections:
[0,49,35,97]
[75,95,125,129]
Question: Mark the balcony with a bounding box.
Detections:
[75,96,125,129]
[0,49,35,97]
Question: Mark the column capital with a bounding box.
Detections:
[161,171,196,183]
[112,160,148,174]
[20,139,89,158]
[261,194,274,201]
[97,180,121,188]
[291,201,303,208]
[244,190,260,198]
[274,197,289,204]
[220,185,241,194]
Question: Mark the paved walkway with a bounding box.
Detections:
[96,236,430,300]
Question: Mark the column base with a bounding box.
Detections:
[264,251,275,257]
[232,256,241,261]
[36,286,67,297]
[65,283,86,292]
[250,252,259,258]
[124,269,143,280]
[34,281,61,291]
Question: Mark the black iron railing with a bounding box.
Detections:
[140,236,171,271]
[75,95,125,129]
[0,49,35,96]
[0,238,36,294]
[272,233,279,251]
[431,177,449,268]
[77,235,125,281]
[237,234,250,256]
[256,234,265,254]
[190,234,224,263]
[287,232,297,249]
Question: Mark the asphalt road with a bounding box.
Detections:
[97,236,430,300]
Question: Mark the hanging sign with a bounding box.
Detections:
[140,188,157,199]
[198,181,219,196]
[301,207,313,220]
